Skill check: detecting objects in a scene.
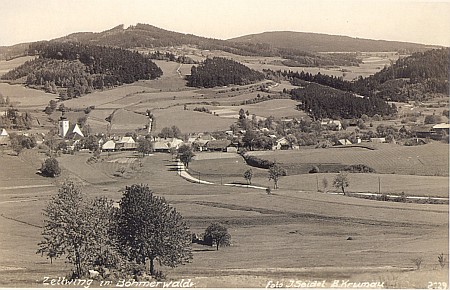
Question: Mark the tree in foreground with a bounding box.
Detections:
[116,184,192,276]
[177,144,195,169]
[204,222,231,251]
[37,181,122,278]
[333,172,349,195]
[40,157,61,177]
[244,169,253,185]
[268,162,287,189]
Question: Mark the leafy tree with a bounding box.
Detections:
[244,169,253,185]
[137,138,153,156]
[116,184,192,276]
[177,145,195,169]
[204,222,231,251]
[40,157,61,177]
[333,172,349,195]
[37,182,121,278]
[268,162,287,189]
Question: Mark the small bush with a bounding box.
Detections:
[40,157,61,177]
[344,164,375,173]
[411,257,423,270]
[309,166,320,174]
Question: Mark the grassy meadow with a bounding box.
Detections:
[0,52,448,288]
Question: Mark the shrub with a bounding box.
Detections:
[40,157,61,177]
[242,154,274,169]
[343,164,375,173]
[309,165,320,173]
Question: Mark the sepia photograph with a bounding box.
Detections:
[0,0,449,288]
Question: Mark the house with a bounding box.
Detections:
[0,128,10,145]
[370,137,386,143]
[321,119,342,131]
[118,136,137,150]
[152,137,184,152]
[206,139,232,152]
[336,139,352,146]
[102,140,116,151]
[432,123,450,133]
[152,141,170,152]
[272,137,291,150]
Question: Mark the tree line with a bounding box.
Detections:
[2,42,163,97]
[187,57,265,88]
[266,48,448,102]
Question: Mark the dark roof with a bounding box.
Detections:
[206,139,232,149]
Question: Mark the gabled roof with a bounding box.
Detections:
[102,140,116,150]
[120,136,135,143]
[206,139,231,149]
[433,123,450,129]
[153,141,170,150]
[0,128,8,136]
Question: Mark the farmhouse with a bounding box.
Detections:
[432,123,450,134]
[116,136,137,150]
[336,139,352,145]
[321,119,342,131]
[102,140,116,151]
[152,137,184,152]
[370,137,386,143]
[206,139,232,152]
[272,137,291,150]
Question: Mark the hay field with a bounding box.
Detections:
[248,142,449,176]
[0,56,35,77]
[152,106,235,133]
[0,151,447,287]
[0,83,56,108]
[188,152,449,197]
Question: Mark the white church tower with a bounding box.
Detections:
[59,117,70,138]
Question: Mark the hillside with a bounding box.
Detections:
[2,42,163,97]
[229,31,440,53]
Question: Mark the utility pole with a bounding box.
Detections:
[378,176,381,194]
[316,176,319,192]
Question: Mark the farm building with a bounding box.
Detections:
[272,137,291,150]
[116,136,137,150]
[0,128,10,145]
[206,139,232,152]
[102,140,116,151]
[370,137,386,143]
[321,119,342,131]
[336,139,352,145]
[432,123,450,133]
[152,137,184,152]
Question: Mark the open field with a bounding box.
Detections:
[0,56,35,77]
[0,149,447,287]
[188,151,449,197]
[248,142,449,176]
[0,50,449,288]
[0,83,56,108]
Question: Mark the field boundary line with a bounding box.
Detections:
[0,213,42,228]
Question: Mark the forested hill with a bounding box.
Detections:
[187,57,265,88]
[267,48,449,102]
[2,42,162,98]
[352,48,449,100]
[229,31,440,53]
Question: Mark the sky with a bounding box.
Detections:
[1,0,450,47]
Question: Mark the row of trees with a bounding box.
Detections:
[187,57,265,88]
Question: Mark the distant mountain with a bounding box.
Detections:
[229,31,441,53]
